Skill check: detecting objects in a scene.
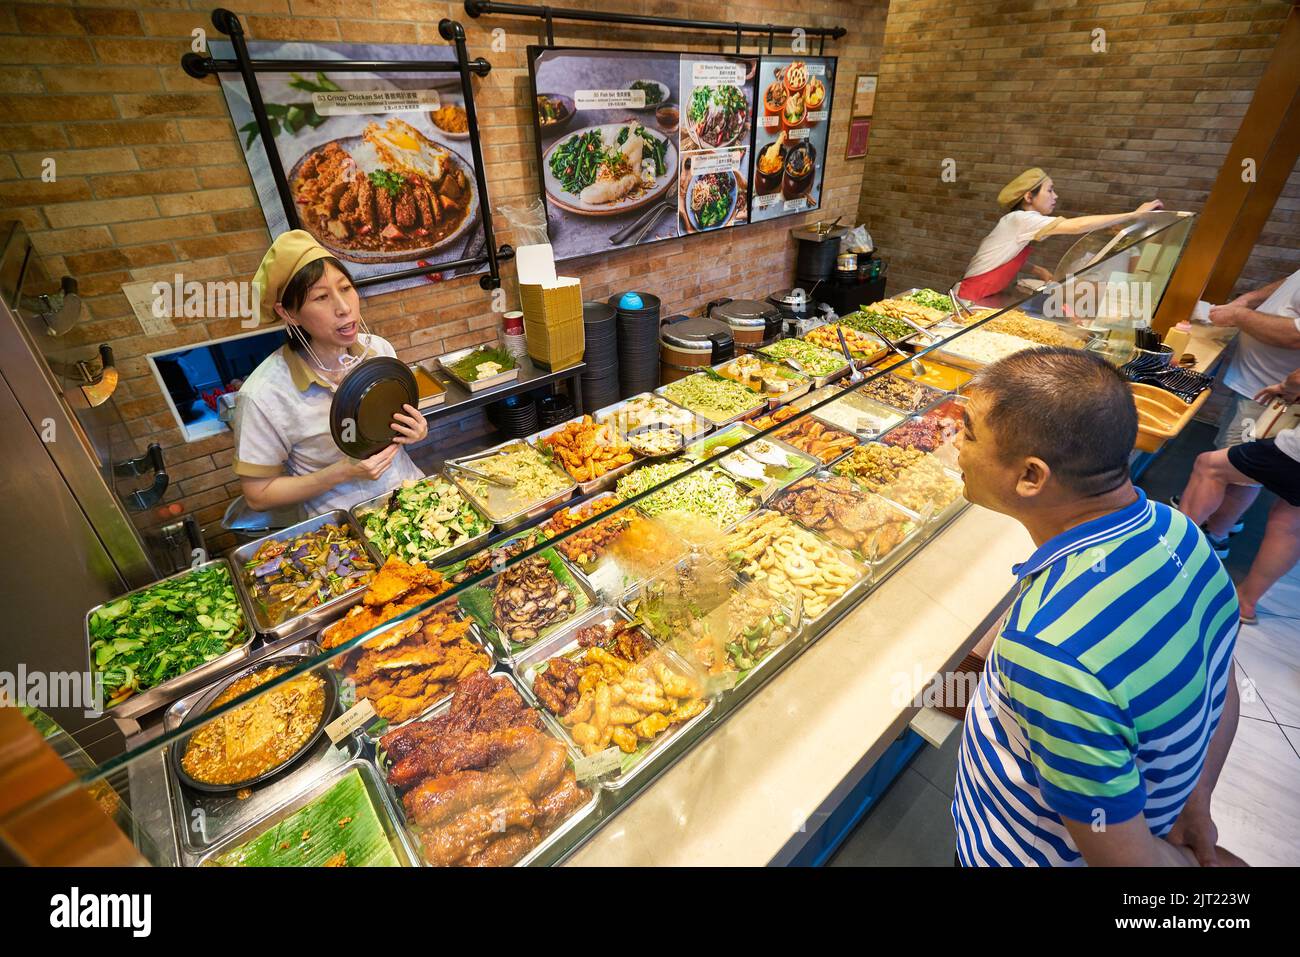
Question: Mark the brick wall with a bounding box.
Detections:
[856,0,1299,299]
[0,0,887,553]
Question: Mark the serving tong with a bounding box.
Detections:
[445,460,517,488]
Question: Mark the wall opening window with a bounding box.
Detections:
[148,327,285,442]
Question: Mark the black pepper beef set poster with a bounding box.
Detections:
[530,47,837,262]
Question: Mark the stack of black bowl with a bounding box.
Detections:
[487,393,538,438]
[610,290,661,399]
[538,392,575,427]
[580,301,620,412]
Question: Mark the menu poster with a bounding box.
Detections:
[750,55,837,223]
[531,48,684,262]
[529,47,758,262]
[678,56,755,234]
[211,40,486,294]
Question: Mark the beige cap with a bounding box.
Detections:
[997,168,1048,208]
[251,229,334,327]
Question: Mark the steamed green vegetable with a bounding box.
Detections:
[361,477,490,563]
[902,289,953,312]
[89,565,245,707]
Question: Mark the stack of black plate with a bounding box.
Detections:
[611,291,661,399]
[581,301,620,411]
[487,393,538,438]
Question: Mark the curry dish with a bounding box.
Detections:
[180,665,327,786]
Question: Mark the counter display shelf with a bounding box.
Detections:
[9,218,1216,867]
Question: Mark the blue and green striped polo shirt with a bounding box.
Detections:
[952,488,1239,866]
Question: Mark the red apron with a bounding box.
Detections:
[958,246,1032,301]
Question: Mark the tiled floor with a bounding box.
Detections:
[828,422,1300,867]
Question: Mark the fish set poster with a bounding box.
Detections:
[213,40,489,297]
[530,47,837,262]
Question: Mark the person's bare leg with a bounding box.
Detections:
[1181,451,1235,524]
[1237,499,1300,621]
[1205,484,1262,540]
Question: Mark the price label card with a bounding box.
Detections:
[690,151,741,175]
[575,89,646,109]
[787,127,811,140]
[692,61,746,86]
[753,194,781,210]
[763,115,781,130]
[325,698,376,744]
[313,89,441,115]
[574,746,622,782]
[783,196,810,213]
[807,110,829,123]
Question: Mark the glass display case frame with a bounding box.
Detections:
[1,215,1195,867]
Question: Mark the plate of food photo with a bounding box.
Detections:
[288,117,479,263]
[684,83,750,150]
[543,121,676,216]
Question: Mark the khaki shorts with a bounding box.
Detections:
[1214,394,1269,450]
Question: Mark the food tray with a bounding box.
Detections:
[832,444,968,534]
[711,355,813,408]
[409,360,447,410]
[837,309,935,352]
[895,287,957,323]
[745,400,863,470]
[530,413,644,496]
[595,392,713,442]
[349,477,493,569]
[514,606,715,790]
[334,614,497,746]
[778,473,929,580]
[617,461,762,533]
[196,759,419,867]
[880,395,966,471]
[619,554,802,692]
[454,545,600,663]
[85,558,257,720]
[539,493,679,601]
[803,387,906,440]
[231,509,385,642]
[715,509,872,627]
[756,338,852,389]
[436,344,520,392]
[799,323,891,368]
[654,371,770,426]
[373,668,601,867]
[849,371,949,417]
[445,438,577,532]
[682,422,819,491]
[162,639,359,858]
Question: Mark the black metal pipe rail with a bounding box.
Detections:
[464,0,846,52]
[181,8,512,290]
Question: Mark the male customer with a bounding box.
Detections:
[952,347,1241,866]
[1181,268,1300,554]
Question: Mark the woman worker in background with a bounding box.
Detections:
[233,230,427,516]
[957,167,1164,303]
